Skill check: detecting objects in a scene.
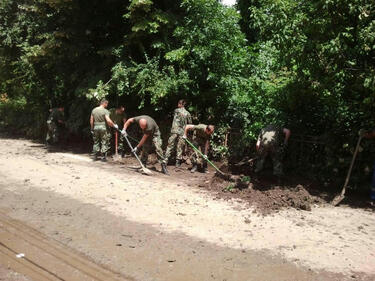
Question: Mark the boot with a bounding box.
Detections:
[161,163,169,175]
[175,159,181,167]
[203,163,209,174]
[93,153,100,161]
[191,165,197,173]
[121,150,125,158]
[101,152,107,162]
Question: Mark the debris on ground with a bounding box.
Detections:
[116,158,325,214]
[209,173,324,214]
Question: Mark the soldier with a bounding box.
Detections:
[255,124,291,176]
[46,106,65,145]
[109,105,127,157]
[183,124,215,173]
[90,99,118,161]
[165,100,192,167]
[123,115,169,175]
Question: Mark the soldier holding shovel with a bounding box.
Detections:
[254,124,291,177]
[123,115,169,175]
[183,124,215,173]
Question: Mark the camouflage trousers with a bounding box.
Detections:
[46,121,60,144]
[140,133,167,165]
[255,144,283,176]
[190,137,207,167]
[93,125,111,155]
[164,133,186,161]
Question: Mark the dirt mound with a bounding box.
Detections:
[246,185,321,212]
[209,175,324,214]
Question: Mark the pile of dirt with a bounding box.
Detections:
[209,174,325,214]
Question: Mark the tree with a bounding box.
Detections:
[236,0,260,43]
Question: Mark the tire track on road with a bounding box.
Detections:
[0,210,133,281]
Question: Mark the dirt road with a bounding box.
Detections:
[0,209,130,281]
[0,136,374,281]
[0,264,30,281]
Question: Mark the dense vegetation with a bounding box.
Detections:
[0,0,374,187]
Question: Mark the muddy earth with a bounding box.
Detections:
[0,135,374,281]
[209,174,325,213]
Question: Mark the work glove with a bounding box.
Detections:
[182,135,187,139]
[113,124,119,130]
[131,147,138,154]
[90,130,94,135]
[256,141,261,151]
[202,154,208,161]
[121,129,127,136]
[358,129,367,137]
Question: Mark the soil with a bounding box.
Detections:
[130,157,327,214]
[0,135,374,281]
[208,174,325,214]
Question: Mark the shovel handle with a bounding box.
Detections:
[340,135,363,197]
[113,127,150,172]
[115,131,118,155]
[184,137,225,175]
[121,131,147,169]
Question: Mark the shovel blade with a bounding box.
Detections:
[141,167,153,176]
[112,154,122,161]
[331,194,345,206]
[215,171,233,181]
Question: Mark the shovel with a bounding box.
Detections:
[235,157,257,167]
[331,135,363,206]
[112,131,122,161]
[184,137,231,180]
[120,130,153,176]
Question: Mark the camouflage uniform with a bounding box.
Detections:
[134,115,167,165]
[91,106,111,155]
[109,108,127,152]
[190,124,210,167]
[165,107,192,162]
[255,124,284,176]
[46,108,64,144]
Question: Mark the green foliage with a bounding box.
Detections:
[251,0,375,133]
[241,176,251,183]
[236,0,260,43]
[223,184,235,192]
[111,58,191,110]
[247,0,375,179]
[1,0,375,187]
[210,126,229,159]
[0,95,45,137]
[166,0,249,119]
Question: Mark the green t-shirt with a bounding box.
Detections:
[109,108,127,127]
[170,107,192,135]
[192,124,209,140]
[48,108,64,124]
[91,106,109,125]
[134,115,159,136]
